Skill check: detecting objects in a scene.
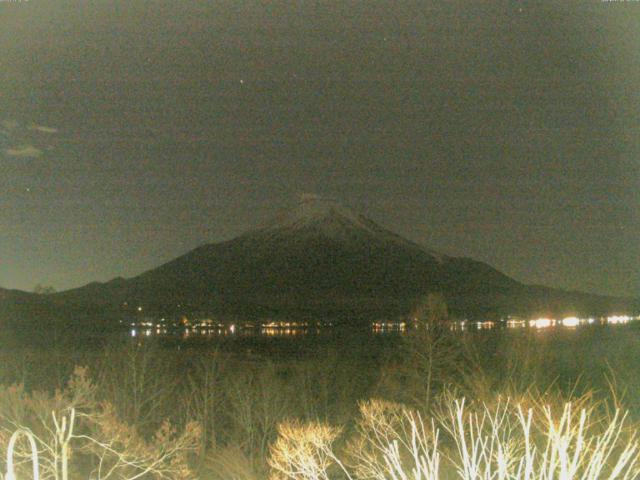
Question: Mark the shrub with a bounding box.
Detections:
[268,393,640,480]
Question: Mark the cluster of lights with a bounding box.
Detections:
[196,319,225,328]
[506,319,527,328]
[525,315,635,329]
[127,312,638,339]
[607,315,632,324]
[476,321,495,330]
[262,321,309,329]
[128,320,339,338]
[560,316,580,328]
[529,318,554,329]
[372,321,407,332]
[261,327,312,336]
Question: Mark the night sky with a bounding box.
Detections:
[1,1,638,297]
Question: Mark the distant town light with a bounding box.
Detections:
[476,321,495,330]
[607,315,631,324]
[561,317,580,328]
[529,318,553,329]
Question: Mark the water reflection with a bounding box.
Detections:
[372,321,407,333]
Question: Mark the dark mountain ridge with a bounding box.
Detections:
[5,197,639,323]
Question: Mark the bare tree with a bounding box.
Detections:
[0,367,200,480]
[96,343,177,435]
[380,292,462,411]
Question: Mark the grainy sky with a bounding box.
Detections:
[1,1,638,297]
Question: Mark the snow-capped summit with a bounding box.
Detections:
[256,194,380,239]
[247,194,445,260]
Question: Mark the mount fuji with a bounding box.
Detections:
[4,196,637,323]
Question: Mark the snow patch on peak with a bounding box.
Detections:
[246,195,447,263]
[251,195,379,238]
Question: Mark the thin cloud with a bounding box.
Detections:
[30,125,58,134]
[4,145,43,158]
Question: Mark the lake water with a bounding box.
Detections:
[2,317,640,402]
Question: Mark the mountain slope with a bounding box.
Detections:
[46,196,637,322]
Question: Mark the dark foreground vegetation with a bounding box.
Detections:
[1,319,640,479]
